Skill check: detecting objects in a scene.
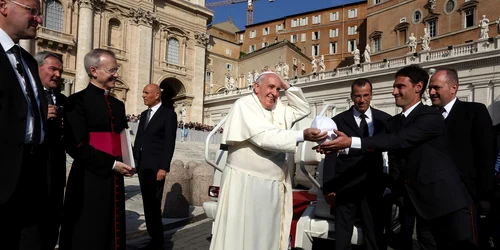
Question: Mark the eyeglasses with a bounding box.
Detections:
[98,67,119,75]
[9,0,42,17]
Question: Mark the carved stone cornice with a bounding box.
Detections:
[194,32,209,47]
[77,0,93,9]
[77,0,105,10]
[129,7,158,26]
[92,0,106,11]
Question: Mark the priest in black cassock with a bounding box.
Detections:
[59,49,134,250]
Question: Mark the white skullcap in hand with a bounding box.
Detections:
[311,116,338,144]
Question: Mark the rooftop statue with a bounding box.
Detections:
[408,33,417,53]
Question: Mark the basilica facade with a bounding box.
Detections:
[23,0,213,122]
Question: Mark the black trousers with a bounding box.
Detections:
[398,196,477,250]
[138,168,166,244]
[335,187,380,250]
[0,146,48,250]
[41,181,64,250]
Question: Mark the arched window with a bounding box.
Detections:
[167,38,179,64]
[108,19,122,48]
[44,0,64,32]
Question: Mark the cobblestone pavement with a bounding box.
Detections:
[127,218,212,250]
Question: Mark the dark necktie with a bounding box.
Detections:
[400,114,406,126]
[359,113,369,137]
[12,45,41,144]
[438,107,447,119]
[144,108,152,130]
[45,89,55,105]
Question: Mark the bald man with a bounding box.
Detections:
[134,84,177,250]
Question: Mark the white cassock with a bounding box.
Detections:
[209,87,310,250]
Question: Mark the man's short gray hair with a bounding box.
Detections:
[34,51,63,66]
[84,49,116,77]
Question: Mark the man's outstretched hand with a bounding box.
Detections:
[313,129,352,154]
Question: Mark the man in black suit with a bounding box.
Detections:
[134,84,177,250]
[319,65,476,249]
[429,68,495,249]
[0,0,49,249]
[322,78,391,250]
[35,51,67,250]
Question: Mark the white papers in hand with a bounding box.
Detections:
[311,116,338,144]
[120,129,136,169]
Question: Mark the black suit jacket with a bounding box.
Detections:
[0,44,49,204]
[361,103,472,220]
[46,91,68,192]
[323,107,391,196]
[134,104,177,172]
[494,123,500,153]
[444,100,495,201]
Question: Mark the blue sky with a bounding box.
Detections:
[207,0,361,30]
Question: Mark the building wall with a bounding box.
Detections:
[279,1,367,69]
[241,19,285,53]
[208,27,236,42]
[207,36,241,60]
[367,0,500,61]
[204,38,500,126]
[238,1,368,72]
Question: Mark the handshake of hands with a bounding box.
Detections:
[114,161,135,177]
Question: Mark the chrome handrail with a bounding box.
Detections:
[204,115,228,172]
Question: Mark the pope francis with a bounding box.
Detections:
[209,72,327,250]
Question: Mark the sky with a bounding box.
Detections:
[207,0,361,30]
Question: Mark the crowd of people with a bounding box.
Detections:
[178,121,223,133]
[128,115,223,133]
[127,114,141,122]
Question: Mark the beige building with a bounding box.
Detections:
[205,18,310,94]
[367,0,500,61]
[205,37,500,125]
[239,1,368,71]
[204,1,500,127]
[23,0,213,122]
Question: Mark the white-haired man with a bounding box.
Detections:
[209,72,327,250]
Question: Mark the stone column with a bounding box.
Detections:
[128,7,157,115]
[64,79,74,96]
[75,0,95,92]
[190,33,208,123]
[19,39,34,54]
[182,38,187,66]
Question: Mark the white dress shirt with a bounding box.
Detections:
[349,107,375,150]
[147,102,162,123]
[441,97,457,119]
[351,102,421,149]
[0,28,44,143]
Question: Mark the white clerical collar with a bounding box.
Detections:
[402,102,421,117]
[352,106,372,120]
[443,97,457,114]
